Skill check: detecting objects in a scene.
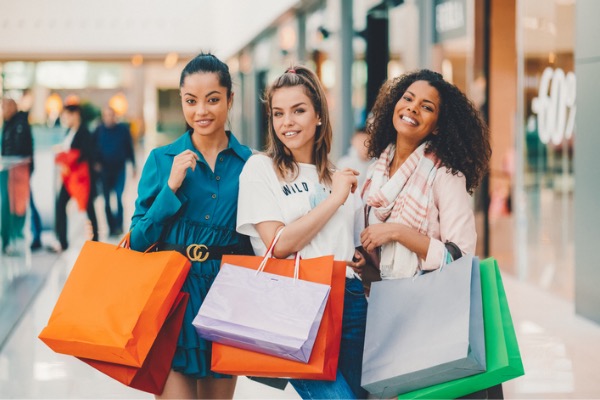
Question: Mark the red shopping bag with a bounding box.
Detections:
[79,292,189,395]
[210,255,346,380]
[39,233,191,367]
[55,149,90,211]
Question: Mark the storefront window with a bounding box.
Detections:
[518,0,575,299]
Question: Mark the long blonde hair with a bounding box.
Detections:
[264,65,333,186]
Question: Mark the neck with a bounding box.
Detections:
[191,130,229,155]
[291,149,314,165]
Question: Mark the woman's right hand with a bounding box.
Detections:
[167,150,200,192]
[330,168,359,205]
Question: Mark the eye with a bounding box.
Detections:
[423,105,433,112]
[294,108,305,114]
[402,95,412,102]
[273,111,283,118]
[185,98,196,105]
[208,97,220,104]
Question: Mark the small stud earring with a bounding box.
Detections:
[317,121,322,126]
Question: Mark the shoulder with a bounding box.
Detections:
[244,153,274,169]
[433,166,470,205]
[226,131,252,161]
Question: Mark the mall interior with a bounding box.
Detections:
[1,0,599,398]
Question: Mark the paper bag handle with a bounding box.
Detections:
[256,227,301,282]
[116,231,158,253]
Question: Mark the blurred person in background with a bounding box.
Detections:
[93,105,136,237]
[1,97,42,252]
[52,103,98,252]
[336,128,372,189]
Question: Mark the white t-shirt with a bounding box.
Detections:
[237,154,363,265]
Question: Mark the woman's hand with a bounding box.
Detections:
[167,150,200,192]
[330,168,359,205]
[360,223,399,253]
[347,248,366,275]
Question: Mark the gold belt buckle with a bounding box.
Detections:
[186,244,209,262]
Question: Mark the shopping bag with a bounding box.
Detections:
[38,232,191,367]
[210,255,345,380]
[398,257,525,399]
[79,292,188,395]
[361,254,486,397]
[55,149,90,211]
[193,253,330,362]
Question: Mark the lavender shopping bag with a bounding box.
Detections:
[192,256,330,363]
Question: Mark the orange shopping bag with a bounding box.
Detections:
[79,292,189,395]
[39,233,191,367]
[210,255,345,380]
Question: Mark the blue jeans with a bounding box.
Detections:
[290,277,368,399]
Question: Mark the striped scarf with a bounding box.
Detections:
[364,142,440,278]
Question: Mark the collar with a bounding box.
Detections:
[165,130,251,161]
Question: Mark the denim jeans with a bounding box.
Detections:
[290,277,368,399]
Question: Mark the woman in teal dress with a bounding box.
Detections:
[129,53,251,399]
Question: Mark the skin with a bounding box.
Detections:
[168,72,233,193]
[360,80,441,261]
[1,98,17,121]
[157,71,237,400]
[253,85,364,269]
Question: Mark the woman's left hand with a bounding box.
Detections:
[347,249,366,275]
[360,224,398,252]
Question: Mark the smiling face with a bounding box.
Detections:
[271,85,321,163]
[180,72,232,138]
[392,80,440,147]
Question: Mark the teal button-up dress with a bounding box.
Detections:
[130,130,251,378]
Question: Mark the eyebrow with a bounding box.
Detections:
[406,90,437,107]
[272,102,308,110]
[182,90,223,98]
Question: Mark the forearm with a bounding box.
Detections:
[388,223,431,260]
[272,195,344,258]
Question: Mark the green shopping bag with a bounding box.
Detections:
[398,258,524,399]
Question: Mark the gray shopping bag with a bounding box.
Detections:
[361,255,486,397]
[193,263,330,363]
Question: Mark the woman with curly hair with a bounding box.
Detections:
[360,69,491,280]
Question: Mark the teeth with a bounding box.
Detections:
[284,131,299,137]
[402,116,417,125]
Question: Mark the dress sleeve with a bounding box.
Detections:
[236,155,285,238]
[129,150,186,251]
[422,169,477,270]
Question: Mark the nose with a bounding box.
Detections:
[282,113,293,126]
[195,102,208,116]
[407,105,417,114]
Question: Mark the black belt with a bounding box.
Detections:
[159,241,253,262]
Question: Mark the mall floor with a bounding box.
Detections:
[0,169,599,399]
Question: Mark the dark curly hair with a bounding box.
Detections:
[367,69,491,193]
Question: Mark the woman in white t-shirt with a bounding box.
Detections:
[237,65,368,399]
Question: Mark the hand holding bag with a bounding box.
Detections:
[193,229,331,363]
[38,232,191,367]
